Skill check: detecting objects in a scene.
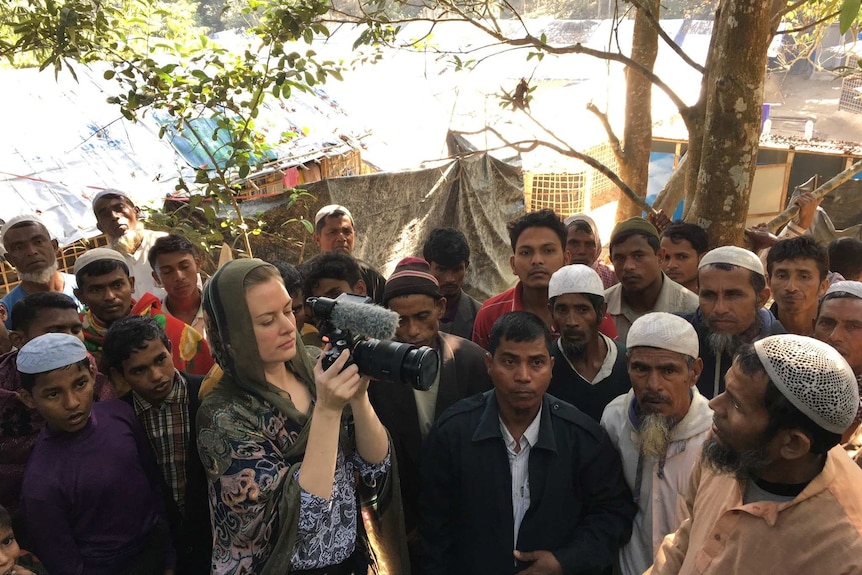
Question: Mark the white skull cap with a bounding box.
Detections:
[314,204,354,227]
[92,189,133,206]
[754,334,858,434]
[824,280,862,300]
[626,312,699,359]
[548,264,605,299]
[0,214,51,247]
[699,245,764,277]
[17,333,88,375]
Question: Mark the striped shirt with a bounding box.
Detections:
[499,410,542,546]
[132,372,189,510]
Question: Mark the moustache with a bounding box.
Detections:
[640,392,671,405]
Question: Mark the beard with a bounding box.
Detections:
[112,229,143,254]
[707,331,743,358]
[702,435,772,480]
[560,337,587,361]
[19,261,58,284]
[638,414,673,459]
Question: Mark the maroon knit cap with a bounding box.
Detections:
[383,257,442,306]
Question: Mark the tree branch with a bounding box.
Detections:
[585,102,624,162]
[780,11,841,35]
[774,0,809,20]
[627,0,705,73]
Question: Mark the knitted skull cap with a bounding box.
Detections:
[754,334,858,434]
[627,312,699,359]
[383,257,442,306]
[73,248,128,275]
[699,245,765,277]
[609,217,660,247]
[18,332,88,375]
[548,264,605,299]
[92,189,133,207]
[824,280,862,300]
[0,214,52,247]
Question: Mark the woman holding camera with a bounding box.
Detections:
[196,259,406,574]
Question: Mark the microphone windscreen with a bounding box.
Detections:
[329,298,400,340]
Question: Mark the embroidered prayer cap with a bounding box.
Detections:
[17,332,88,375]
[627,312,699,359]
[383,257,442,306]
[698,245,764,277]
[92,189,134,207]
[73,247,128,275]
[549,264,605,300]
[824,280,862,300]
[314,204,354,228]
[563,213,602,249]
[609,217,660,247]
[0,214,52,247]
[754,334,858,434]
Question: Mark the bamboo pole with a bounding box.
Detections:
[766,158,862,232]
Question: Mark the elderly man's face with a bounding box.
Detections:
[565,227,599,266]
[314,215,355,254]
[3,223,58,280]
[94,195,140,239]
[698,265,766,336]
[627,347,702,422]
[705,359,774,478]
[814,297,862,376]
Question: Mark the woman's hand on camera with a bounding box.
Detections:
[314,345,363,413]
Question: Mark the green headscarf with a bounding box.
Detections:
[201,258,316,574]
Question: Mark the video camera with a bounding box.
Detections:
[307,293,439,391]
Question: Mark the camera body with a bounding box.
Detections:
[308,293,439,391]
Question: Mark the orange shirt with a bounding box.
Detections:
[646,446,862,575]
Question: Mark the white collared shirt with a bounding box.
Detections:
[499,409,542,546]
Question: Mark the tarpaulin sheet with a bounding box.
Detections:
[299,152,525,300]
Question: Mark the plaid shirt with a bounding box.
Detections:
[133,371,189,511]
[594,261,619,290]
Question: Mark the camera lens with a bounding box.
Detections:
[353,339,439,390]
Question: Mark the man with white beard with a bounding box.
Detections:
[601,312,712,575]
[92,190,167,300]
[680,246,784,399]
[0,215,81,328]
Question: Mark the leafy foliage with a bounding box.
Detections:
[1,0,341,255]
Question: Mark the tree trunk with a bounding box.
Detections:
[616,0,660,221]
[687,0,778,247]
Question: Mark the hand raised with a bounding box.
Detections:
[313,345,363,413]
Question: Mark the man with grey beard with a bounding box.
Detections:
[647,335,862,574]
[680,246,783,399]
[547,264,630,422]
[601,312,711,575]
[0,215,81,329]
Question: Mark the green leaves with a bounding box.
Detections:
[840,0,861,34]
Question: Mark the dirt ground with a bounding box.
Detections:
[764,70,862,145]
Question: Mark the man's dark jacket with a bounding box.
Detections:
[120,372,211,575]
[420,391,636,575]
[368,333,492,553]
[680,307,785,399]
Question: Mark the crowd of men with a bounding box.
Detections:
[1,190,862,575]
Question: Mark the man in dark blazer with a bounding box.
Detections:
[421,312,636,575]
[370,257,492,573]
[103,315,211,575]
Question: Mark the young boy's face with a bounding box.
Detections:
[0,524,22,575]
[19,362,95,433]
[114,338,175,406]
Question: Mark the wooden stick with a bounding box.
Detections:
[766,158,862,232]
